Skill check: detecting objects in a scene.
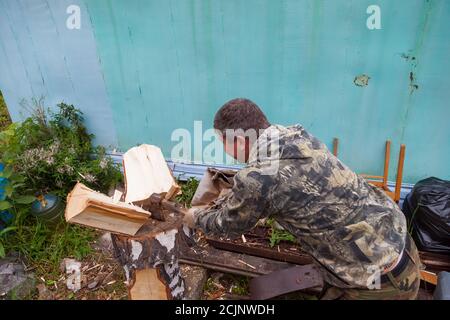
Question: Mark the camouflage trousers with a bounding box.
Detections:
[321,235,421,300]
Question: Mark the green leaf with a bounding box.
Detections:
[4,185,13,197]
[0,242,5,258]
[0,200,12,211]
[14,195,36,204]
[0,166,13,179]
[0,226,17,237]
[9,173,25,183]
[11,183,25,189]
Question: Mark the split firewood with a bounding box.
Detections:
[123,144,180,203]
[65,143,198,299]
[65,182,151,236]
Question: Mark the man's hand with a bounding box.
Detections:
[183,206,209,228]
[182,208,195,228]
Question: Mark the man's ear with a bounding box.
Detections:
[235,135,247,150]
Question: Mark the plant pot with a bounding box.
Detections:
[31,194,65,224]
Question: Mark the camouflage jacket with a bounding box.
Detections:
[194,124,407,288]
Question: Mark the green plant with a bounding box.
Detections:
[0,90,11,130]
[0,99,118,269]
[0,99,122,196]
[0,165,36,257]
[266,217,297,247]
[0,163,95,268]
[176,177,199,207]
[269,228,297,247]
[230,276,249,296]
[3,217,95,275]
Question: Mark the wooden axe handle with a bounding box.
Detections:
[160,199,188,215]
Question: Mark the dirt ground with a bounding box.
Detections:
[33,234,128,300]
[27,232,434,300]
[30,232,251,300]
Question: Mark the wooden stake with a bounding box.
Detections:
[332,138,339,157]
[383,140,391,190]
[394,144,406,203]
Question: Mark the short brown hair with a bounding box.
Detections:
[214,98,270,135]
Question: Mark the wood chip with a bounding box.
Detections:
[241,234,247,243]
[237,259,256,269]
[84,264,102,272]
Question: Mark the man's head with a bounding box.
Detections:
[214,98,270,162]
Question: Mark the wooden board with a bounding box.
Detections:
[420,270,438,286]
[179,242,295,278]
[419,251,450,272]
[206,237,313,266]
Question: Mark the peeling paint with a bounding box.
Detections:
[354,74,370,87]
[402,52,420,94]
[401,53,417,63]
[409,71,419,93]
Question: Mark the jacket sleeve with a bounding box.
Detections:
[194,167,274,238]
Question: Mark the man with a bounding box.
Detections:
[184,98,421,300]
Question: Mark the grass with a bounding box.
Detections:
[176,177,199,207]
[203,274,250,298]
[4,216,96,277]
[230,275,249,296]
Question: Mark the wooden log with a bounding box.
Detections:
[111,210,194,300]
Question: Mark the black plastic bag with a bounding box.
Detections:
[402,177,450,254]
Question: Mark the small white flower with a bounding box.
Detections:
[83,173,96,183]
[99,158,108,169]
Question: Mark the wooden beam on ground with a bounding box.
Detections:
[206,237,313,265]
[179,242,295,278]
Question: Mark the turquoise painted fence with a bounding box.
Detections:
[0,0,449,184]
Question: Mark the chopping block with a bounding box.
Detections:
[111,208,193,300]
